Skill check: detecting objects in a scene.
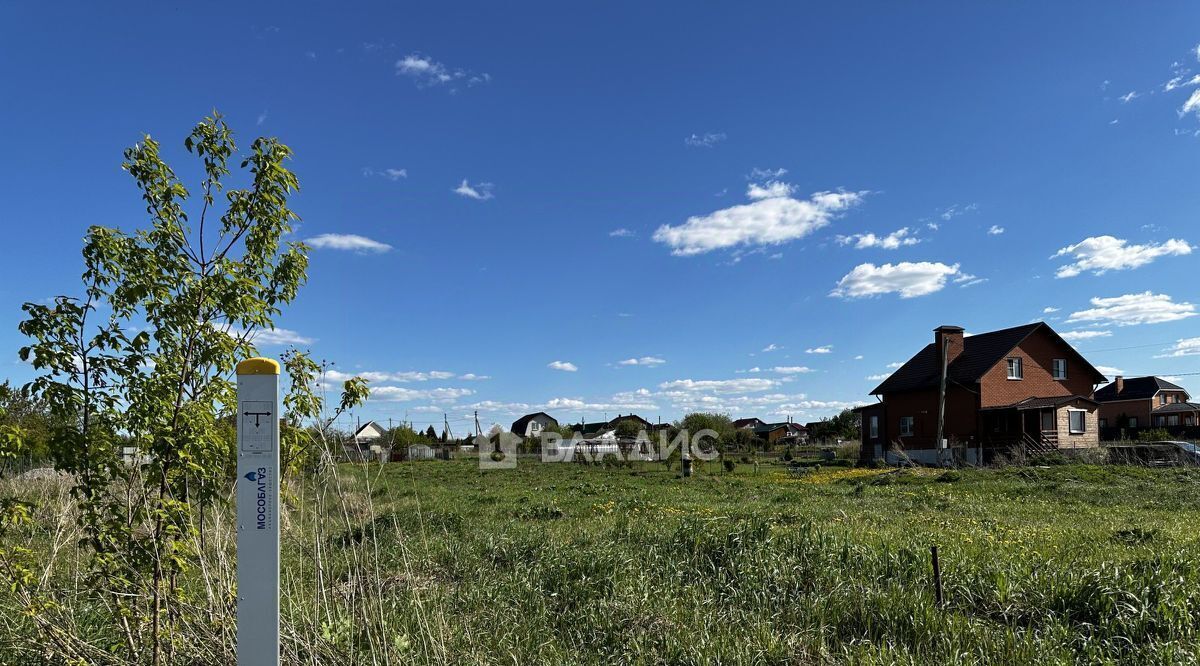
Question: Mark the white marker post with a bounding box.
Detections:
[236,358,281,665]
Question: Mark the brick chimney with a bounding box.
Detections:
[934,326,965,366]
[1115,376,1124,395]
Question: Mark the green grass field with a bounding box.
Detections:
[5,458,1200,664]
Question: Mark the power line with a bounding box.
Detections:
[1076,340,1179,354]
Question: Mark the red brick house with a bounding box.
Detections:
[1094,376,1199,437]
[856,323,1107,465]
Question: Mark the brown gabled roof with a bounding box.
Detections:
[980,395,1099,411]
[871,322,1106,395]
[1153,402,1200,414]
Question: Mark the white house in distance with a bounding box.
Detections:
[353,420,386,446]
[510,412,559,438]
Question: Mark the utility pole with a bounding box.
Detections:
[443,412,453,441]
[935,336,949,466]
[474,410,482,438]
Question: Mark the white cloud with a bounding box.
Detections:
[617,356,666,367]
[542,393,659,413]
[805,346,833,354]
[250,327,313,346]
[831,262,963,299]
[853,355,864,360]
[609,228,635,238]
[748,167,788,180]
[257,110,268,126]
[454,179,495,201]
[1058,330,1113,342]
[325,369,459,383]
[395,53,489,89]
[746,181,794,200]
[987,225,1005,235]
[1182,89,1200,118]
[954,272,986,288]
[771,366,814,374]
[837,227,920,250]
[305,233,393,254]
[363,167,408,181]
[1155,337,1200,358]
[370,386,474,402]
[1052,236,1193,278]
[684,132,726,147]
[939,203,978,221]
[865,373,891,381]
[886,362,903,369]
[548,361,578,372]
[761,343,781,353]
[1119,91,1139,103]
[1066,292,1197,326]
[653,188,866,256]
[658,378,780,394]
[1043,307,1060,313]
[1094,366,1124,377]
[1165,74,1200,92]
[459,373,490,380]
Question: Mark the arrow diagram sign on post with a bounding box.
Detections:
[236,358,281,665]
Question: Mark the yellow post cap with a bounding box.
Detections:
[237,357,280,375]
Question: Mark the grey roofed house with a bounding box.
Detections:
[752,421,806,441]
[1094,376,1187,402]
[733,417,766,429]
[510,412,559,438]
[571,414,654,436]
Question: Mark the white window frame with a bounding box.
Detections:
[1006,357,1023,380]
[899,416,914,436]
[1128,417,1138,428]
[1052,358,1066,380]
[1154,416,1166,427]
[1168,415,1180,427]
[1068,409,1086,434]
[869,415,879,439]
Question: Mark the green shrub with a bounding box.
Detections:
[936,470,961,483]
[1138,428,1173,442]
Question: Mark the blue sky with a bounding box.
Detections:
[2,2,1199,434]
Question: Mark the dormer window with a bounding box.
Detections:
[1052,359,1067,380]
[1006,357,1023,380]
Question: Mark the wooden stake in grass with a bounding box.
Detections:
[931,545,944,607]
